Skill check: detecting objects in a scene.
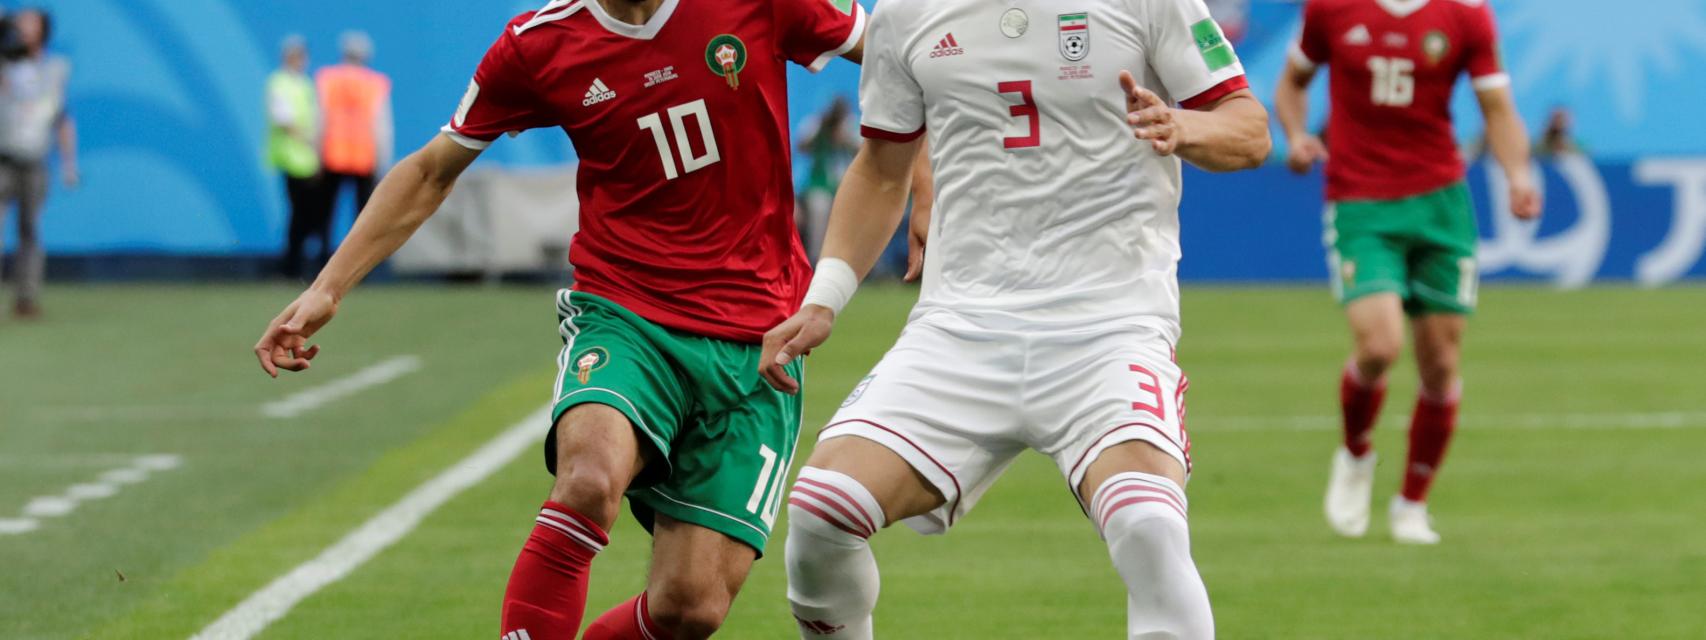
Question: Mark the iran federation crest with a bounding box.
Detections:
[1058,12,1089,61]
[705,34,748,89]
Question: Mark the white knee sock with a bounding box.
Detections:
[1091,472,1215,640]
[785,467,886,639]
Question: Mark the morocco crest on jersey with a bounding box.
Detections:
[706,34,748,89]
[1058,12,1089,61]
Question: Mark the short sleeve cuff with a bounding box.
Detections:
[1471,72,1511,91]
[441,125,494,150]
[807,3,868,73]
[1178,75,1249,110]
[1288,42,1319,72]
[860,123,925,142]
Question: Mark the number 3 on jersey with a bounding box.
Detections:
[637,99,721,180]
[998,81,1041,149]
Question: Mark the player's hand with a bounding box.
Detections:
[1508,173,1543,221]
[1286,134,1327,174]
[905,205,930,282]
[759,304,835,394]
[1121,70,1181,156]
[254,288,338,378]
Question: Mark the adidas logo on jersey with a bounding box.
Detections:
[929,33,964,58]
[501,630,533,640]
[582,78,616,107]
[1345,24,1371,45]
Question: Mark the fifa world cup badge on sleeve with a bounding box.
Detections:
[574,347,611,384]
[1058,13,1090,61]
[705,34,747,90]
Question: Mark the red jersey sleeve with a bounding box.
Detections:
[1463,1,1509,90]
[1292,0,1330,70]
[771,0,867,72]
[442,18,554,150]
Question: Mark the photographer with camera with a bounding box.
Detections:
[0,7,76,320]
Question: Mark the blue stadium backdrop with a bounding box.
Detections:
[13,0,1706,284]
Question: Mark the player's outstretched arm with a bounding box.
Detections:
[1122,71,1271,172]
[1477,86,1542,220]
[253,134,482,377]
[759,136,924,393]
[1274,59,1326,174]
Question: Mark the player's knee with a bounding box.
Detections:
[1415,348,1459,393]
[1354,337,1401,378]
[648,581,731,639]
[548,461,625,524]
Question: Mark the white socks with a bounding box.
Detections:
[1090,472,1215,640]
[786,467,886,639]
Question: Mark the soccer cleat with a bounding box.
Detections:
[1389,496,1441,545]
[1324,447,1377,537]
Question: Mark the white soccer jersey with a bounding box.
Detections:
[860,0,1247,342]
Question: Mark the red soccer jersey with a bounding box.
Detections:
[1293,0,1506,201]
[445,0,866,343]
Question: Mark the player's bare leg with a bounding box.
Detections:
[785,436,944,639]
[582,514,757,639]
[502,404,649,640]
[1079,441,1213,639]
[1326,293,1405,537]
[1390,313,1467,544]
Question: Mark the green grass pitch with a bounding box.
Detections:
[3,283,1705,638]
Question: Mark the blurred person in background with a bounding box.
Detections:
[0,6,75,320]
[1278,0,1541,545]
[795,96,857,261]
[1205,0,1249,43]
[315,30,391,240]
[1534,105,1584,158]
[268,35,327,280]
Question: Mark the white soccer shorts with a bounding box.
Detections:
[820,310,1192,535]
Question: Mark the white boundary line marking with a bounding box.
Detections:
[261,356,424,419]
[189,405,551,640]
[0,454,182,536]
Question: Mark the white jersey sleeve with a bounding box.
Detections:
[856,1,925,140]
[1141,0,1248,108]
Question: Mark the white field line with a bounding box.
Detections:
[189,405,552,640]
[1200,411,1706,432]
[260,355,424,419]
[0,454,182,536]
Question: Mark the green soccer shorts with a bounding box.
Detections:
[1325,181,1481,316]
[545,290,804,554]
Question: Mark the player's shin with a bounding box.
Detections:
[1340,359,1388,458]
[785,467,885,640]
[1091,472,1214,640]
[1401,384,1461,503]
[500,502,610,640]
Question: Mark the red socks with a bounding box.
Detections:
[1401,390,1460,502]
[1339,362,1387,458]
[583,593,667,640]
[500,502,610,640]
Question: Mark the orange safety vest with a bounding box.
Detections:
[317,64,390,175]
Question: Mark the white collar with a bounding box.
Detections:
[1375,0,1430,18]
[585,0,682,40]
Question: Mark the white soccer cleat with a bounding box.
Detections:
[1324,447,1377,538]
[1389,496,1441,545]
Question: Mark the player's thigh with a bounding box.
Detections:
[627,355,804,556]
[1344,292,1407,357]
[1326,200,1412,308]
[548,404,648,502]
[547,290,689,481]
[1031,329,1192,501]
[646,513,757,628]
[816,317,1027,533]
[1407,184,1481,316]
[804,435,946,525]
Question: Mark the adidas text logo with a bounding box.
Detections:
[582,78,616,106]
[929,33,964,58]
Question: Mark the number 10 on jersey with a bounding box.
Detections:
[638,99,721,180]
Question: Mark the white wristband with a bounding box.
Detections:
[801,258,859,315]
